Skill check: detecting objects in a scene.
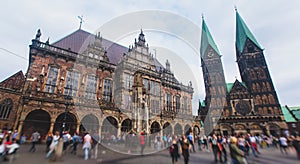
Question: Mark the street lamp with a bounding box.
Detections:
[55,88,72,161]
[62,93,71,136]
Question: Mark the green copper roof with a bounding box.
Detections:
[200,19,220,57]
[281,106,300,122]
[236,11,262,53]
[226,81,247,92]
[200,100,206,107]
[226,83,234,92]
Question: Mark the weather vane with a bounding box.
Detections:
[77,15,84,29]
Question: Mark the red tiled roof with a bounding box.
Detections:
[52,29,128,65]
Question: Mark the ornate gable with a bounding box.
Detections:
[229,79,250,99]
[0,70,25,91]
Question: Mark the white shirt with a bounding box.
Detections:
[279,137,288,146]
[0,144,5,153]
[83,134,92,149]
[250,136,256,143]
[6,143,20,154]
[52,135,60,145]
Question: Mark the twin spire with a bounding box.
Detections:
[200,17,220,57]
[200,10,262,57]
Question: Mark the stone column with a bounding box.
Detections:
[17,121,24,140]
[76,122,80,133]
[117,123,122,137]
[48,121,55,134]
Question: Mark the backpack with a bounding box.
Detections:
[169,145,174,154]
[46,136,53,143]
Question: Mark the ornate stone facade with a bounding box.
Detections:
[0,29,200,141]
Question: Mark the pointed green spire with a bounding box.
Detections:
[236,10,262,53]
[200,18,220,57]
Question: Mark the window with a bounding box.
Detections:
[103,79,112,102]
[175,95,180,113]
[183,96,187,113]
[45,66,59,93]
[143,79,149,90]
[124,94,131,109]
[64,71,80,96]
[0,99,12,119]
[166,93,172,111]
[123,73,133,90]
[150,99,160,114]
[85,75,97,99]
[150,81,160,96]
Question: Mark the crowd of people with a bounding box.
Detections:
[166,132,300,164]
[0,129,20,162]
[0,128,299,163]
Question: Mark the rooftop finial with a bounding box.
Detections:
[77,15,84,29]
[234,5,238,12]
[201,13,204,20]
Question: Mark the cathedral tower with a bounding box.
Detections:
[235,10,282,117]
[200,18,227,134]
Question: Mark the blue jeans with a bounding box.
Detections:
[84,148,89,160]
[231,158,239,164]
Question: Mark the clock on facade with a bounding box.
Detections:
[207,50,214,58]
[235,100,251,116]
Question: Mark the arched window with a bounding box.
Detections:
[0,99,13,119]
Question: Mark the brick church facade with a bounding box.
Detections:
[198,10,288,136]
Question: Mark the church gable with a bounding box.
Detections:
[229,80,250,99]
[0,71,25,91]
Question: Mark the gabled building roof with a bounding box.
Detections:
[226,80,247,93]
[52,29,127,65]
[282,106,300,122]
[0,70,25,91]
[236,10,262,53]
[200,18,221,57]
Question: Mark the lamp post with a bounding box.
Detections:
[55,89,72,160]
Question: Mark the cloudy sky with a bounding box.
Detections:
[1,1,300,114]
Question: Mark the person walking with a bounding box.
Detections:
[279,135,288,155]
[45,132,53,152]
[82,132,92,160]
[210,134,221,163]
[249,134,259,157]
[29,130,40,153]
[139,131,146,155]
[71,132,80,155]
[197,134,202,151]
[12,130,18,142]
[203,135,209,151]
[62,131,71,152]
[188,132,195,153]
[180,135,191,164]
[169,136,179,164]
[218,134,227,163]
[229,136,247,164]
[291,135,300,160]
[46,131,60,159]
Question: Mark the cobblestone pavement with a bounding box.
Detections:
[5,143,299,164]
